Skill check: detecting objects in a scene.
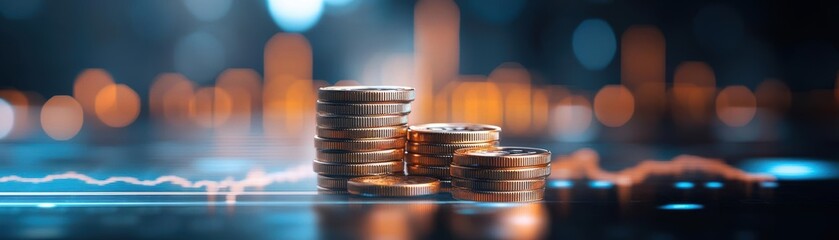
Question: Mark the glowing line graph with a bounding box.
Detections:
[0,164,315,202]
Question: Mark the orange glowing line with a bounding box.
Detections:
[551,148,775,185]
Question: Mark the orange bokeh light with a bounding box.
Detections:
[716,86,757,127]
[672,61,716,126]
[414,0,459,123]
[189,87,233,128]
[621,25,665,120]
[594,85,635,127]
[755,79,791,113]
[41,95,84,140]
[73,69,114,114]
[94,84,141,128]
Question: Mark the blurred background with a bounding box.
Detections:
[0,0,838,153]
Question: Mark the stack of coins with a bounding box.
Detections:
[405,123,501,183]
[450,147,551,202]
[313,86,415,192]
[347,175,441,197]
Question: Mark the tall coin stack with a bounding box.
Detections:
[450,147,551,202]
[313,86,415,192]
[405,123,501,184]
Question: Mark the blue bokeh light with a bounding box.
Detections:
[173,31,226,83]
[266,0,325,32]
[674,181,695,189]
[659,203,703,210]
[589,180,613,189]
[740,158,839,180]
[760,182,779,188]
[704,181,724,189]
[184,0,233,22]
[549,180,573,188]
[571,19,617,70]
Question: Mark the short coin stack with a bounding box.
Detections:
[450,147,551,202]
[405,123,501,183]
[313,86,415,192]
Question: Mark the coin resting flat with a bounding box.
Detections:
[453,146,551,168]
[407,123,501,143]
[347,175,440,197]
[318,86,416,103]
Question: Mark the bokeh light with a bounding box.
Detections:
[73,69,115,114]
[266,0,325,32]
[41,96,84,141]
[593,85,635,127]
[716,86,757,127]
[174,31,226,83]
[94,84,141,128]
[189,87,233,128]
[572,19,617,70]
[184,0,233,22]
[741,158,839,180]
[672,61,716,126]
[0,99,13,139]
[551,96,595,142]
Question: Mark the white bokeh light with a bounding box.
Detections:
[0,99,13,139]
[266,0,325,32]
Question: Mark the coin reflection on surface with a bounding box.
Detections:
[314,197,438,240]
[450,203,548,240]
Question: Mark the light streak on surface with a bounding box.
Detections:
[73,69,114,115]
[705,181,723,189]
[94,84,141,128]
[716,86,756,127]
[674,181,695,189]
[740,158,839,180]
[550,148,774,186]
[593,85,635,127]
[0,164,314,202]
[40,96,84,141]
[659,203,703,210]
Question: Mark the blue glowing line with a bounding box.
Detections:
[674,181,695,189]
[589,180,613,189]
[760,181,778,188]
[659,203,703,210]
[36,203,55,208]
[704,181,723,189]
[740,158,839,180]
[549,180,573,188]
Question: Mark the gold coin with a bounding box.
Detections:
[347,175,440,197]
[453,146,551,168]
[406,165,451,180]
[318,86,415,103]
[406,141,498,155]
[317,149,404,164]
[317,115,408,128]
[316,126,407,139]
[450,188,545,202]
[317,101,411,115]
[405,153,452,167]
[312,160,404,176]
[317,175,353,190]
[451,177,547,191]
[314,137,406,151]
[449,164,551,180]
[407,123,501,143]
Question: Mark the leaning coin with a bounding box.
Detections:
[407,123,501,143]
[312,160,404,176]
[449,164,551,180]
[453,146,551,168]
[451,177,547,191]
[316,126,407,139]
[450,188,545,202]
[317,101,411,116]
[406,141,498,155]
[317,115,408,128]
[317,149,405,164]
[318,86,415,103]
[314,137,406,151]
[347,175,440,197]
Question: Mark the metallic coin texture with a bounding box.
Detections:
[317,115,408,128]
[317,101,411,115]
[450,188,545,202]
[406,141,499,155]
[317,175,354,190]
[449,164,551,180]
[312,160,404,176]
[453,146,551,168]
[404,153,453,167]
[314,137,406,151]
[406,165,452,180]
[316,126,407,139]
[408,123,501,143]
[451,177,547,191]
[347,175,440,197]
[316,149,405,164]
[318,86,415,103]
